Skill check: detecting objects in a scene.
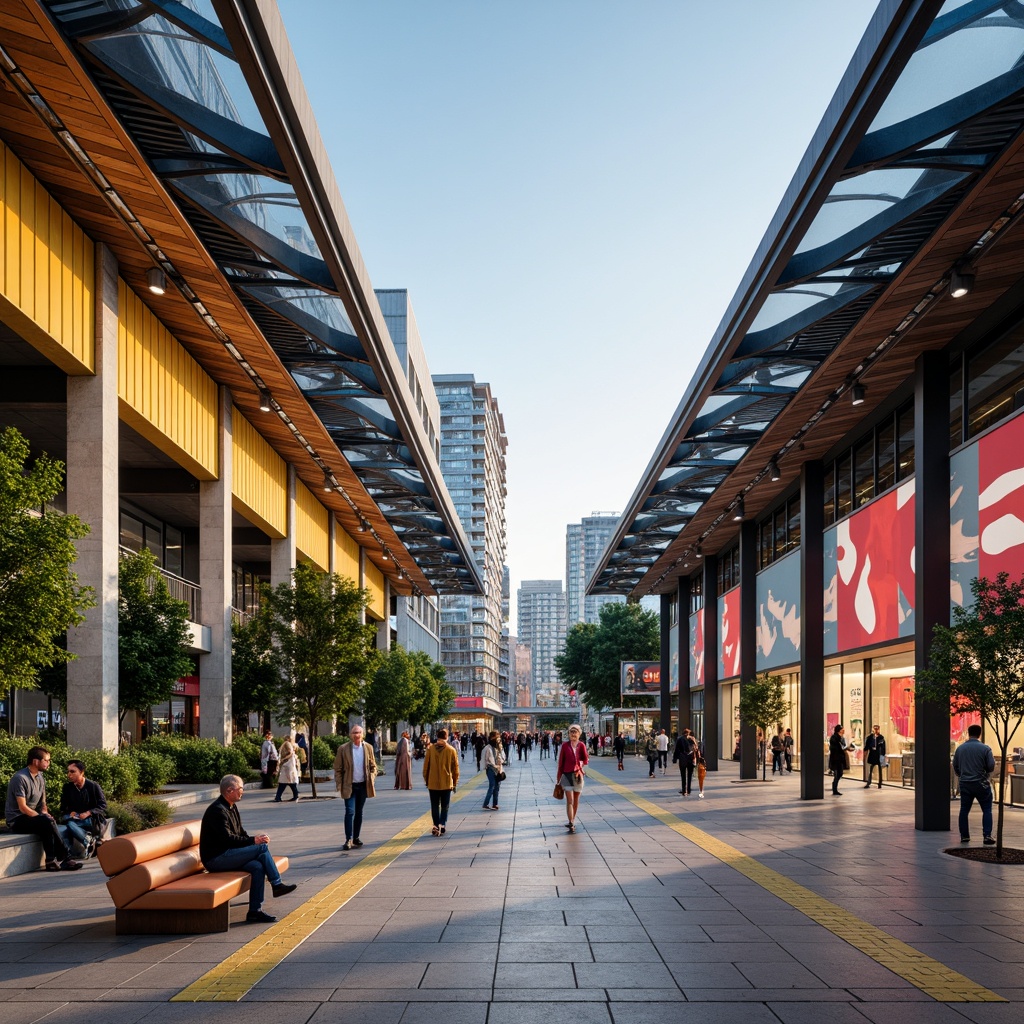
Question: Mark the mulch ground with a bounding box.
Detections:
[944,846,1024,863]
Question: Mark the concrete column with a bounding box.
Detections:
[915,351,951,832]
[702,554,719,769]
[676,576,691,737]
[65,244,119,751]
[659,592,671,735]
[800,460,825,800]
[199,387,233,744]
[739,520,758,780]
[270,464,296,588]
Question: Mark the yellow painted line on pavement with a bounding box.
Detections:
[172,772,485,1002]
[587,767,1004,1004]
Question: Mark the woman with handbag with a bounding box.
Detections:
[828,723,848,796]
[273,736,300,802]
[556,724,589,833]
[482,730,505,810]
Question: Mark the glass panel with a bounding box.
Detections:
[823,462,836,527]
[773,508,787,559]
[758,519,773,570]
[967,322,1024,439]
[869,10,1024,133]
[845,662,866,767]
[86,13,270,135]
[143,523,162,562]
[897,404,915,480]
[120,512,143,553]
[877,418,896,494]
[950,358,963,450]
[165,526,183,577]
[871,653,918,785]
[255,287,356,340]
[748,279,856,333]
[787,496,801,552]
[835,452,853,520]
[853,438,875,509]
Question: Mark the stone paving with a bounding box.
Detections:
[1,752,1024,1023]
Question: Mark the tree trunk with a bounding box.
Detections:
[997,738,1008,860]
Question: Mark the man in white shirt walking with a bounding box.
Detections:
[656,729,670,774]
[333,725,377,851]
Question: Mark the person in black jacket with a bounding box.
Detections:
[200,775,296,924]
[60,760,108,856]
[863,724,887,789]
[672,728,697,796]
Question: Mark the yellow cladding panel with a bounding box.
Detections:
[295,480,329,570]
[333,525,360,584]
[0,140,94,373]
[364,560,385,621]
[117,281,217,480]
[231,410,287,539]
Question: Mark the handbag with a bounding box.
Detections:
[553,782,565,800]
[843,750,851,770]
[496,770,506,781]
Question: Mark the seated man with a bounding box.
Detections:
[4,746,82,871]
[200,774,296,924]
[60,759,108,857]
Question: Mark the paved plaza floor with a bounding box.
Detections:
[2,752,1024,1024]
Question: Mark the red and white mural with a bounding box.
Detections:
[719,586,741,679]
[823,480,916,655]
[689,611,704,688]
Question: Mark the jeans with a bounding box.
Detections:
[865,762,884,787]
[832,766,844,793]
[204,843,282,911]
[429,788,452,827]
[958,780,993,838]
[10,814,70,864]
[771,750,783,773]
[344,782,367,841]
[62,816,101,855]
[275,783,298,801]
[658,751,668,770]
[483,767,502,807]
[678,763,694,794]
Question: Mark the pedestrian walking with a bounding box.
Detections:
[473,732,486,771]
[423,728,460,835]
[828,724,848,795]
[557,724,589,833]
[482,730,505,810]
[656,729,669,773]
[863,724,886,789]
[673,728,697,796]
[394,730,413,790]
[295,731,309,780]
[770,730,785,775]
[333,725,377,850]
[953,724,996,844]
[783,728,794,773]
[613,732,626,770]
[260,730,279,789]
[644,733,659,778]
[273,735,300,802]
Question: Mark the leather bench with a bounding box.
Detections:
[97,819,289,934]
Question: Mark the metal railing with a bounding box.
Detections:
[118,546,201,622]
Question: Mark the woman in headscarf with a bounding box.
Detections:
[394,730,413,790]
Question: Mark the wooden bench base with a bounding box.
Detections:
[115,902,232,935]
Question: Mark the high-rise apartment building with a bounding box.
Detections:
[433,375,508,721]
[517,580,567,706]
[566,514,625,627]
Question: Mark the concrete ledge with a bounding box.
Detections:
[0,833,44,878]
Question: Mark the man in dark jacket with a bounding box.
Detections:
[60,760,108,856]
[200,775,296,924]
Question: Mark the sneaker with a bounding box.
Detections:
[271,882,297,898]
[60,859,83,871]
[246,910,276,924]
[961,836,971,843]
[44,862,61,872]
[698,793,704,799]
[342,840,352,851]
[352,838,363,847]
[984,836,996,845]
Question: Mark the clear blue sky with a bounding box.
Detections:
[278,1,878,627]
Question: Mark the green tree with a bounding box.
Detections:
[265,563,377,798]
[118,547,194,729]
[555,602,660,710]
[0,427,93,698]
[738,672,792,781]
[916,573,1024,860]
[231,592,279,733]
[406,651,451,727]
[363,645,418,735]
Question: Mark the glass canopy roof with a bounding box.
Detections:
[591,0,1024,594]
[45,0,480,593]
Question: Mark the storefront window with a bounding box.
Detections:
[825,660,864,765]
[872,653,916,784]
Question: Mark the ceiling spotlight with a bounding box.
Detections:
[381,549,389,561]
[397,567,404,580]
[950,264,975,299]
[258,388,272,413]
[146,267,166,295]
[768,459,781,482]
[694,544,703,560]
[357,518,367,533]
[732,497,745,522]
[323,471,332,492]
[851,383,866,406]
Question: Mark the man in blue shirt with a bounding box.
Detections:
[952,724,996,844]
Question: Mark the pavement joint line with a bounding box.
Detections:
[586,766,1006,1004]
[171,771,486,1002]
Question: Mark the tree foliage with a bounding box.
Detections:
[363,645,418,732]
[265,563,377,797]
[916,573,1024,859]
[118,547,194,727]
[554,602,661,711]
[0,427,93,697]
[231,591,279,731]
[738,672,792,780]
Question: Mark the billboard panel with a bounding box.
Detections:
[621,661,661,696]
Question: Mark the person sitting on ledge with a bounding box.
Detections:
[60,759,108,857]
[200,774,296,924]
[4,746,82,871]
